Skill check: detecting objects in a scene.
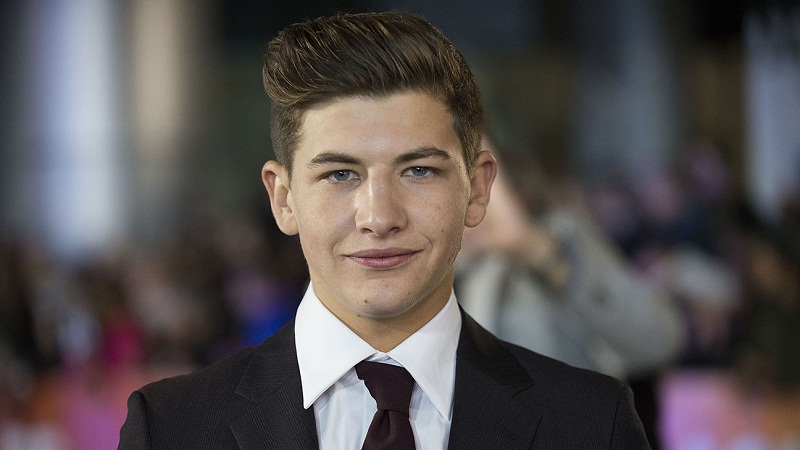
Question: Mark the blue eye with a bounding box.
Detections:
[405,166,435,177]
[328,170,356,182]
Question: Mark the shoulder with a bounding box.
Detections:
[138,318,296,405]
[504,341,651,448]
[459,311,628,404]
[137,343,259,408]
[119,343,261,449]
[119,322,298,448]
[456,312,650,447]
[503,340,627,401]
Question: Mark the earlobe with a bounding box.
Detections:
[464,151,497,228]
[262,161,299,235]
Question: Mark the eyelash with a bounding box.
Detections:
[324,170,358,183]
[403,166,439,178]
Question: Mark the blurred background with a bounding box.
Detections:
[1,0,799,449]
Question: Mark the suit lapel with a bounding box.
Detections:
[226,312,541,449]
[448,312,541,450]
[229,321,319,450]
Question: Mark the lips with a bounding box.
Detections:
[347,248,419,269]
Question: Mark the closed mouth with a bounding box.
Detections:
[347,248,419,269]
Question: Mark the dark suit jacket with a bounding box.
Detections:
[118,312,650,449]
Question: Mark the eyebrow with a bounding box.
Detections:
[394,147,451,164]
[306,147,451,169]
[307,152,361,168]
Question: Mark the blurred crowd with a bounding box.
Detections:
[1,137,799,448]
[0,209,309,448]
[585,138,800,388]
[582,138,800,447]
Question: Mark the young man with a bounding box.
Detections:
[119,11,650,449]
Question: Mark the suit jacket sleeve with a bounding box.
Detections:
[118,391,153,450]
[611,384,651,449]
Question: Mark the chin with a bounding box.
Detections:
[357,294,418,317]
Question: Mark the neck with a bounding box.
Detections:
[322,288,452,353]
[352,320,423,353]
[353,294,450,352]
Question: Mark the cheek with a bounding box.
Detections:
[296,196,352,240]
[430,199,468,245]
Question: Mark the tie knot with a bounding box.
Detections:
[355,361,415,415]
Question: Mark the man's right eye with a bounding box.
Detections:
[327,170,357,182]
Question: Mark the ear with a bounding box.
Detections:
[262,160,299,235]
[464,150,498,228]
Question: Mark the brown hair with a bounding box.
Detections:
[262,11,484,178]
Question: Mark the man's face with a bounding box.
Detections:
[263,91,494,334]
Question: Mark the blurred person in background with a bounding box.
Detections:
[458,135,686,378]
[457,134,686,447]
[597,139,744,370]
[213,213,307,351]
[0,240,52,445]
[736,221,800,390]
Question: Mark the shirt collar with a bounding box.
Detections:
[295,283,461,420]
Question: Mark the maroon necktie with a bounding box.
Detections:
[355,361,416,450]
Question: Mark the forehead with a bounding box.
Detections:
[294,92,462,164]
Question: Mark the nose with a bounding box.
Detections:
[354,176,407,237]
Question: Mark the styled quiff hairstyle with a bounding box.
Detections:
[262,11,484,178]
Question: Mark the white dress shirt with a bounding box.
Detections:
[295,284,462,450]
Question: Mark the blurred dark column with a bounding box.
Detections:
[371,0,540,61]
[0,2,21,239]
[573,0,684,179]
